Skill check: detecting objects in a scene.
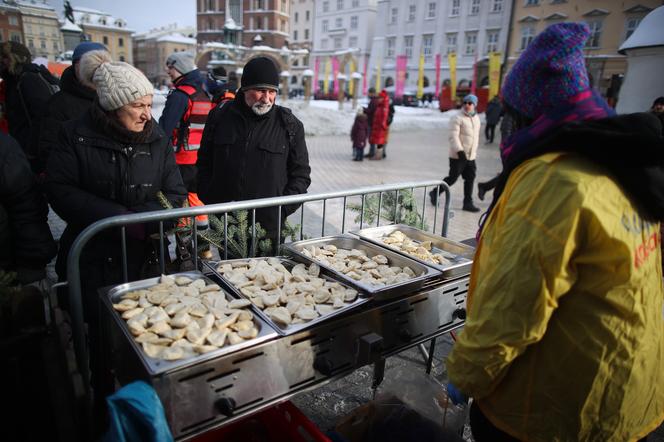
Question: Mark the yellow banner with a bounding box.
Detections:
[323,57,331,94]
[375,58,382,92]
[448,52,457,103]
[417,52,425,99]
[349,59,356,96]
[489,52,502,100]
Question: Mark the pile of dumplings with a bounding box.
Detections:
[381,231,451,266]
[112,274,258,361]
[217,258,358,328]
[299,244,417,287]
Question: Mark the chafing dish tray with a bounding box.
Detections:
[101,271,278,375]
[351,224,474,278]
[281,235,442,301]
[203,257,370,336]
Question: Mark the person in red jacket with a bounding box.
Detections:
[159,51,214,259]
[368,90,390,160]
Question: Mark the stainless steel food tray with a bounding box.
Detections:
[202,257,370,336]
[351,224,474,278]
[101,271,278,376]
[281,235,442,301]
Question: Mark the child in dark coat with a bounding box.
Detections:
[350,108,369,161]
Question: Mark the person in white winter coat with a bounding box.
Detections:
[430,94,482,212]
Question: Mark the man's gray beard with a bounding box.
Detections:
[252,102,273,115]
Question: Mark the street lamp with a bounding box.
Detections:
[302,69,313,104]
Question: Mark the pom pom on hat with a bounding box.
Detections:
[501,22,591,120]
[81,52,153,111]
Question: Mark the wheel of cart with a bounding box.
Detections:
[58,180,472,440]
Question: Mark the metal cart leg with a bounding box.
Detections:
[425,338,437,374]
[372,357,386,399]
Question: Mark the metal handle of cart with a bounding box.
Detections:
[65,180,451,395]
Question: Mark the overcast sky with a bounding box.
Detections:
[50,0,196,33]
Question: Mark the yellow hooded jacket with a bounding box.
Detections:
[447,152,664,441]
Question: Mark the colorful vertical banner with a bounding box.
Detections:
[395,55,407,99]
[323,57,331,94]
[375,59,382,92]
[488,52,502,100]
[448,52,457,103]
[416,52,425,99]
[471,52,478,94]
[349,59,356,97]
[332,57,340,95]
[313,57,320,94]
[362,56,368,95]
[434,54,441,97]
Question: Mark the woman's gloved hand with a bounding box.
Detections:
[446,383,468,405]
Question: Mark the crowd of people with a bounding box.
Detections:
[1,19,663,440]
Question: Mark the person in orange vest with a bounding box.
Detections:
[159,51,214,259]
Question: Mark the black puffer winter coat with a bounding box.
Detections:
[197,91,311,238]
[38,65,96,173]
[0,133,57,283]
[46,106,186,294]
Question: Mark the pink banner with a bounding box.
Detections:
[395,55,407,99]
[313,57,320,94]
[471,53,478,94]
[362,56,368,96]
[332,57,340,95]
[435,54,441,97]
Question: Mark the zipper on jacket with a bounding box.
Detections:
[242,127,253,197]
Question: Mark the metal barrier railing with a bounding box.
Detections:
[64,180,451,392]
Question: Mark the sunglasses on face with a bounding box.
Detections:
[464,101,474,105]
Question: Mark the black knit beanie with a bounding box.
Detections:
[240,56,279,91]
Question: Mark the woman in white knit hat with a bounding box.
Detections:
[44,52,186,425]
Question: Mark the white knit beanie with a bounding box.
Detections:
[79,50,153,111]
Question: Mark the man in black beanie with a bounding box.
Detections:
[196,56,311,249]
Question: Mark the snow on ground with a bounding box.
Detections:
[151,92,457,137]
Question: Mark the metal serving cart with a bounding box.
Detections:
[62,180,471,440]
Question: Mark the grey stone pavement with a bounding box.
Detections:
[46,122,664,440]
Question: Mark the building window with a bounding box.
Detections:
[350,16,358,30]
[349,36,358,47]
[321,38,328,49]
[464,32,477,55]
[337,0,343,10]
[263,16,268,30]
[8,15,18,26]
[625,17,642,40]
[390,7,398,24]
[306,10,310,20]
[404,35,413,59]
[524,0,539,6]
[119,55,125,61]
[103,36,109,45]
[53,41,58,50]
[352,0,359,6]
[486,30,499,53]
[322,20,329,32]
[281,20,286,32]
[491,0,503,13]
[422,34,433,59]
[450,0,460,17]
[207,0,215,10]
[550,0,567,3]
[470,0,480,16]
[295,12,299,23]
[305,28,309,39]
[281,0,287,13]
[294,30,298,40]
[446,33,457,54]
[119,37,124,47]
[323,1,329,13]
[28,38,34,48]
[254,0,264,9]
[334,37,342,49]
[427,2,436,19]
[249,17,254,29]
[40,39,46,49]
[10,33,21,43]
[585,20,602,48]
[335,17,343,28]
[408,4,416,22]
[386,37,395,57]
[520,25,536,50]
